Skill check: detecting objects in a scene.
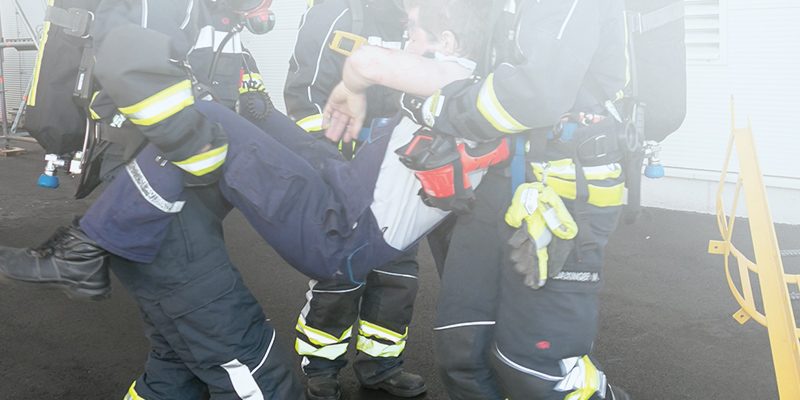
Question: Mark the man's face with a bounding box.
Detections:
[404,6,448,56]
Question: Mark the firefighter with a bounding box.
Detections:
[284,1,425,398]
[1,0,303,398]
[324,0,634,398]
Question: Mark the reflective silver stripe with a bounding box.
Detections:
[433,321,496,331]
[557,0,580,40]
[125,161,185,214]
[372,269,418,280]
[122,83,194,125]
[194,25,242,53]
[173,145,228,176]
[180,0,194,30]
[251,328,275,375]
[494,345,563,382]
[221,359,265,400]
[140,0,149,27]
[312,286,363,294]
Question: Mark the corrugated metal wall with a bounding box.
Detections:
[0,0,44,118]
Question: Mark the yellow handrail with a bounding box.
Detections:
[708,100,800,399]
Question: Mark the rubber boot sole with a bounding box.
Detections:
[0,274,111,301]
[361,382,428,398]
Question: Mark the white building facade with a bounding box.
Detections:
[3,0,798,223]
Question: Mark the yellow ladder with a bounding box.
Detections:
[708,101,800,399]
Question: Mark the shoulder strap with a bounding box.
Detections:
[348,0,364,35]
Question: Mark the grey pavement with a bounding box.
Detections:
[1,141,798,399]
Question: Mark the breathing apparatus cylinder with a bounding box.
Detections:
[38,154,66,189]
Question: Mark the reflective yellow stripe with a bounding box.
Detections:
[337,140,357,154]
[359,320,407,343]
[531,160,622,181]
[295,338,349,360]
[529,175,624,208]
[124,382,146,400]
[296,114,324,132]
[172,144,228,176]
[531,161,624,207]
[28,0,56,107]
[563,356,603,400]
[240,72,265,94]
[295,317,352,346]
[356,335,406,358]
[89,92,101,120]
[119,80,195,126]
[588,183,624,207]
[476,74,531,134]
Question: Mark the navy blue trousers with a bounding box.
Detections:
[111,185,303,399]
[82,101,404,282]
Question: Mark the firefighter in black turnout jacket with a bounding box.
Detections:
[0,0,303,398]
[324,0,634,398]
[284,0,427,399]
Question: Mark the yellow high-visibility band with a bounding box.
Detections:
[563,356,603,400]
[476,74,531,134]
[28,0,56,107]
[529,174,624,208]
[119,80,195,126]
[295,317,352,347]
[89,91,101,120]
[172,144,228,177]
[297,114,324,132]
[532,160,623,181]
[359,320,407,343]
[124,382,146,400]
[295,338,349,360]
[587,183,625,207]
[356,336,406,358]
[240,72,265,94]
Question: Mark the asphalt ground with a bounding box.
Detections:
[1,141,798,400]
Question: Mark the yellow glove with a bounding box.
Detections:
[505,183,578,289]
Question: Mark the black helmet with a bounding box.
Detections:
[227,0,265,12]
[216,0,276,35]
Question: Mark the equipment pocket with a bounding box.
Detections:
[160,263,265,367]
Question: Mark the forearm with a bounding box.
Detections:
[343,46,470,97]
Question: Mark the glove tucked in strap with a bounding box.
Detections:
[504,182,578,289]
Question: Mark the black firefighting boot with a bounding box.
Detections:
[306,373,342,400]
[362,370,428,398]
[0,221,111,300]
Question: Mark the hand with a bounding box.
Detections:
[323,82,366,143]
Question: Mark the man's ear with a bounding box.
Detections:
[440,30,459,56]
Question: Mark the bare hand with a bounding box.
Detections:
[323,82,366,143]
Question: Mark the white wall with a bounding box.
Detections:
[648,0,800,224]
[242,1,308,113]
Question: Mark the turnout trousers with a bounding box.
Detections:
[81,101,432,282]
[110,185,302,400]
[435,170,622,400]
[295,246,420,385]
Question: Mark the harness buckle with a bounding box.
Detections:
[329,30,368,57]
